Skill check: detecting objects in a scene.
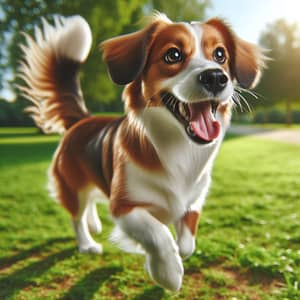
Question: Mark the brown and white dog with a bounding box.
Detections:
[19,13,264,290]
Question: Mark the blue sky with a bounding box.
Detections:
[208,0,300,43]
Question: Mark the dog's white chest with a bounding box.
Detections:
[125,138,220,223]
[123,107,224,223]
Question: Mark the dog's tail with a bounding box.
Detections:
[18,15,92,134]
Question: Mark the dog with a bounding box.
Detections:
[19,12,264,291]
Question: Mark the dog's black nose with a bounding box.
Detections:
[199,69,228,95]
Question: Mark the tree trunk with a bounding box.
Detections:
[286,99,292,126]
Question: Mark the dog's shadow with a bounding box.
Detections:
[0,243,76,299]
[0,238,166,300]
[59,266,122,300]
[0,237,72,270]
[133,286,165,300]
[0,238,122,300]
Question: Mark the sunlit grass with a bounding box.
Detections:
[0,127,299,299]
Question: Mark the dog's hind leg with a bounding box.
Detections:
[72,189,103,254]
[87,199,102,234]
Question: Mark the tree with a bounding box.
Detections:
[0,0,145,112]
[147,0,211,22]
[257,19,300,125]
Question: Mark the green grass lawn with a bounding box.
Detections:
[0,127,300,300]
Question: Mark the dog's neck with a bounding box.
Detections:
[136,107,223,179]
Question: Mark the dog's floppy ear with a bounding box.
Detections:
[234,37,264,89]
[101,23,160,85]
[206,18,265,89]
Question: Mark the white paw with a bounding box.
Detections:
[177,226,196,259]
[145,249,184,291]
[79,242,103,254]
[88,220,102,234]
[178,236,195,259]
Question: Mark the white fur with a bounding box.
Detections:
[175,220,195,259]
[34,15,92,63]
[87,200,102,234]
[115,208,184,291]
[123,107,224,222]
[110,226,145,254]
[114,105,228,274]
[72,187,103,254]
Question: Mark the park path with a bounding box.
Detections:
[229,125,300,145]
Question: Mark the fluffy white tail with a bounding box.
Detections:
[19,15,92,134]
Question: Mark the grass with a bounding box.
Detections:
[0,127,300,299]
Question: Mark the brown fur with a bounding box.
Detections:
[202,23,232,76]
[205,19,263,88]
[183,211,200,235]
[50,113,163,217]
[104,23,196,112]
[50,116,118,216]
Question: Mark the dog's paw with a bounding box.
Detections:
[176,225,196,259]
[145,249,184,291]
[79,242,103,254]
[177,235,195,259]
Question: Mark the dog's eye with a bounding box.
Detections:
[163,48,183,64]
[213,47,226,64]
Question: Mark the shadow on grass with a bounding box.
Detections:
[0,237,73,270]
[59,266,122,300]
[133,286,165,300]
[0,247,76,299]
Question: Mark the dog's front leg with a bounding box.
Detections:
[175,211,200,259]
[175,172,211,259]
[116,208,183,291]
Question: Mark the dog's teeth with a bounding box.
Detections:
[211,102,218,117]
[179,102,185,116]
[179,103,188,120]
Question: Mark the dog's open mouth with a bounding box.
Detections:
[161,92,221,144]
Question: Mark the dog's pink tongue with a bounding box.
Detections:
[189,102,220,142]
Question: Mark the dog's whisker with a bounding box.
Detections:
[232,92,243,112]
[235,86,259,100]
[236,92,252,113]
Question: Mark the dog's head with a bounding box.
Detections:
[101,13,264,144]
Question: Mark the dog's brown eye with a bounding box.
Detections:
[163,48,183,64]
[213,47,226,64]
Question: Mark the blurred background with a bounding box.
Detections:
[1,0,300,126]
[1,3,300,299]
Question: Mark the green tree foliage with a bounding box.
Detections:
[0,0,146,112]
[147,0,211,21]
[257,19,300,124]
[0,0,210,121]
